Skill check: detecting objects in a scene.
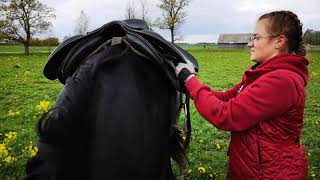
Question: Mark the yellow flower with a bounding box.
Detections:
[26,143,39,157]
[7,110,20,117]
[0,144,9,156]
[8,110,14,116]
[187,169,192,174]
[198,167,206,174]
[216,143,221,150]
[209,173,214,178]
[3,156,16,164]
[4,132,17,143]
[24,71,31,76]
[36,101,50,112]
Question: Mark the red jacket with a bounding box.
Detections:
[186,54,309,179]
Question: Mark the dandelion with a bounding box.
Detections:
[36,101,50,113]
[26,142,39,157]
[7,110,20,117]
[28,146,38,157]
[0,144,9,156]
[187,169,192,174]
[8,110,14,116]
[3,156,16,164]
[4,132,17,143]
[44,95,49,100]
[24,71,31,76]
[198,167,206,174]
[216,143,221,150]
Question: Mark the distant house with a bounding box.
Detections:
[217,33,252,48]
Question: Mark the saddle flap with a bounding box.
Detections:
[124,33,162,65]
[44,22,126,83]
[43,35,83,80]
[134,29,199,70]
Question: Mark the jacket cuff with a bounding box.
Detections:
[178,68,193,82]
[185,76,201,98]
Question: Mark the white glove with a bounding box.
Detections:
[175,60,196,76]
[175,60,196,83]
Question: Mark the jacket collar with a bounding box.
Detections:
[243,53,309,86]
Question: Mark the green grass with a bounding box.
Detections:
[0,44,56,54]
[0,46,319,179]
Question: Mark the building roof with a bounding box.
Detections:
[217,33,252,44]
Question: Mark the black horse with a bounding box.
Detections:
[25,19,198,180]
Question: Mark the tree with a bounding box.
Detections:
[74,10,89,35]
[303,29,320,45]
[0,0,55,55]
[158,0,190,44]
[124,0,152,23]
[139,0,148,21]
[124,0,138,19]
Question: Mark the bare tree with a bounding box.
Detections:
[123,0,157,30]
[139,0,148,21]
[158,0,190,43]
[124,0,151,21]
[0,0,55,55]
[74,10,89,35]
[124,0,138,19]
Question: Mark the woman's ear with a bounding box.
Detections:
[275,35,288,49]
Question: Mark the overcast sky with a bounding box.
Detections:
[41,0,320,43]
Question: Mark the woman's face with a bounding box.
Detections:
[247,19,280,64]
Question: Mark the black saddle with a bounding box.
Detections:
[43,19,197,152]
[44,19,198,89]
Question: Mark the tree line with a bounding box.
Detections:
[0,0,190,55]
[28,37,59,46]
[1,0,319,55]
[304,29,320,46]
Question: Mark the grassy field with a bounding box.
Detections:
[0,44,56,54]
[0,45,319,179]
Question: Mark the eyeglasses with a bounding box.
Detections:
[249,35,280,43]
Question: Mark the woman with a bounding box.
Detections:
[175,10,309,179]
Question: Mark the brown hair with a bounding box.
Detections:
[259,10,306,56]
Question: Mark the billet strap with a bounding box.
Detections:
[179,92,192,150]
[183,92,191,150]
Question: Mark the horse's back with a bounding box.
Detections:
[26,45,176,180]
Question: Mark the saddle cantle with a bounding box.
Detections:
[43,19,198,89]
